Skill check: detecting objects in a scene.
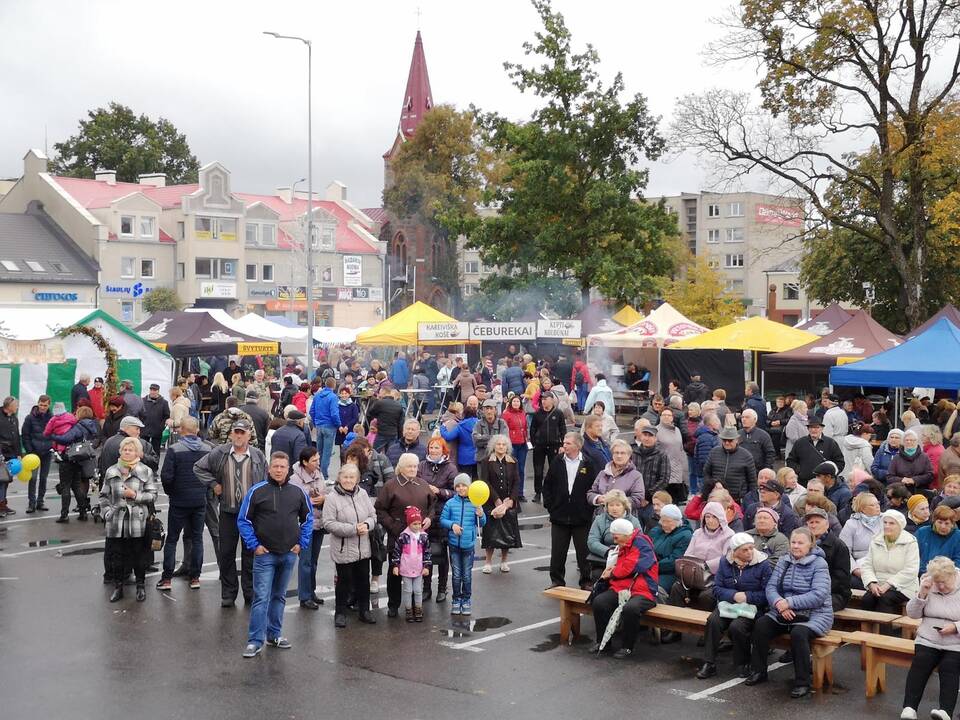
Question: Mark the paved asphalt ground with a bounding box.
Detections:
[0,448,940,720]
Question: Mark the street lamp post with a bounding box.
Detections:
[290,177,306,315]
[264,30,315,377]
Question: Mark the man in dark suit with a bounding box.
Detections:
[542,431,594,590]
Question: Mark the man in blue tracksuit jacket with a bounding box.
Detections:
[389,351,410,390]
[237,452,313,657]
[309,377,341,481]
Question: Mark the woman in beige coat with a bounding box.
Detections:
[861,509,920,614]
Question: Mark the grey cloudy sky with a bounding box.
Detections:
[0,0,761,209]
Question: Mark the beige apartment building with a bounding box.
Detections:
[0,150,386,327]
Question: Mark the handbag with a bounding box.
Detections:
[0,460,11,485]
[718,601,758,619]
[675,556,712,591]
[586,577,610,604]
[65,440,96,462]
[369,523,388,564]
[146,513,166,552]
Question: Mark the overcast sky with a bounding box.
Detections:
[0,0,763,209]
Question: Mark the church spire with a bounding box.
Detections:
[398,31,433,139]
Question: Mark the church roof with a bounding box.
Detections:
[398,31,433,140]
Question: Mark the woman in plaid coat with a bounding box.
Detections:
[100,436,158,603]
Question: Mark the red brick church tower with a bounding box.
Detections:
[379,31,451,316]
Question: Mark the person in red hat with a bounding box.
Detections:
[391,505,433,623]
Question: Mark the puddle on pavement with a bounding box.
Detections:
[60,547,104,557]
[533,565,550,572]
[439,615,512,639]
[25,539,71,548]
[518,523,545,530]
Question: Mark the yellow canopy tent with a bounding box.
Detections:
[355,301,470,346]
[668,316,818,353]
[611,305,642,327]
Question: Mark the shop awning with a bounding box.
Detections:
[794,303,854,336]
[588,302,707,348]
[611,305,643,327]
[135,311,281,357]
[668,316,818,353]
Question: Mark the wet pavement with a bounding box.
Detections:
[0,459,936,720]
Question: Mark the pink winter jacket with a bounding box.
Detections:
[44,414,77,452]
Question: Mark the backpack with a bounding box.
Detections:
[575,369,585,386]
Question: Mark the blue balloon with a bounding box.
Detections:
[6,458,22,475]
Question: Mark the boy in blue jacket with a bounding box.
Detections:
[440,473,486,615]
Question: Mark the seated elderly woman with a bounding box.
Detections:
[662,501,733,643]
[744,527,833,699]
[861,509,921,614]
[644,490,674,532]
[888,430,935,492]
[839,491,883,589]
[587,489,642,581]
[99,436,158,603]
[901,556,960,720]
[906,494,931,535]
[587,439,645,516]
[589,518,660,660]
[649,503,693,592]
[696,532,772,680]
[917,505,960,575]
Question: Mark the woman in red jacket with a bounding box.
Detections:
[502,395,529,492]
[590,521,659,659]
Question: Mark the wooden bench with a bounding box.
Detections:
[847,588,905,614]
[542,586,846,689]
[892,615,920,639]
[843,630,917,697]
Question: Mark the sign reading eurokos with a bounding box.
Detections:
[103,282,154,298]
[32,289,80,302]
[468,322,536,340]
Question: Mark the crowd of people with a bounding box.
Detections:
[4,349,960,714]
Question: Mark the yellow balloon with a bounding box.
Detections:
[467,480,490,507]
[17,468,31,482]
[21,453,41,471]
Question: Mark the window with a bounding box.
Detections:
[480,262,495,274]
[727,202,744,217]
[139,216,154,238]
[707,229,721,244]
[177,221,185,241]
[707,257,720,269]
[195,216,237,240]
[245,223,259,246]
[218,218,237,240]
[313,225,336,251]
[195,216,212,237]
[176,262,185,281]
[463,283,478,296]
[724,279,744,294]
[707,204,720,218]
[195,258,213,278]
[140,259,155,279]
[219,259,236,279]
[25,260,44,272]
[245,264,257,281]
[1,260,20,271]
[783,282,800,300]
[320,265,333,284]
[51,262,70,274]
[724,254,744,268]
[121,257,135,278]
[262,264,274,282]
[464,260,479,274]
[120,301,134,322]
[120,215,135,236]
[725,228,744,243]
[261,224,276,246]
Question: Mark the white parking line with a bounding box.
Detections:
[441,617,560,651]
[0,503,171,525]
[0,538,107,557]
[684,662,788,701]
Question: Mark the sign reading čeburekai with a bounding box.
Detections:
[469,322,536,340]
[237,342,280,355]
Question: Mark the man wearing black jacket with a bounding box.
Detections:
[141,384,170,457]
[530,393,567,503]
[70,375,90,412]
[542,432,593,590]
[703,427,757,503]
[786,417,845,485]
[242,389,271,451]
[631,424,672,527]
[21,395,53,513]
[739,408,777,472]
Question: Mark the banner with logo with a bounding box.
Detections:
[536,319,581,339]
[343,255,362,287]
[419,322,470,342]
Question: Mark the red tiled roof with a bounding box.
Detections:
[159,228,175,243]
[51,176,198,209]
[235,193,378,254]
[362,207,389,224]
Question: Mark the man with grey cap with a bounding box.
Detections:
[141,382,170,456]
[703,427,757,504]
[472,399,508,482]
[194,418,267,606]
[631,421,672,527]
[242,387,271,451]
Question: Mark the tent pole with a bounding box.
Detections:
[657,345,661,395]
[761,370,765,398]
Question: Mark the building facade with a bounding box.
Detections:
[649,191,814,317]
[0,150,386,327]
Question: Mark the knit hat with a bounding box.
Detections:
[404,506,423,525]
[907,495,928,513]
[661,504,683,522]
[453,473,472,488]
[609,518,635,536]
[887,428,905,439]
[729,532,755,551]
[882,508,907,530]
[755,506,780,525]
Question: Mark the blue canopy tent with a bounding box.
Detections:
[830,318,960,389]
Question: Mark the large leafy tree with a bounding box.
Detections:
[471,0,678,310]
[462,274,581,321]
[141,287,184,314]
[672,0,960,328]
[52,102,200,184]
[800,102,960,333]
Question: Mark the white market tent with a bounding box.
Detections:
[0,308,175,413]
[585,302,708,393]
[187,309,367,355]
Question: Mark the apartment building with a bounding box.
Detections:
[0,150,386,326]
[649,191,811,317]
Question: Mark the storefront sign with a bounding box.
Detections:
[278,285,307,301]
[536,319,581,339]
[469,322,536,340]
[755,203,803,227]
[32,290,79,302]
[237,341,280,355]
[248,287,277,299]
[199,282,236,299]
[343,255,362,287]
[103,282,154,298]
[419,322,470,342]
[349,287,381,302]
